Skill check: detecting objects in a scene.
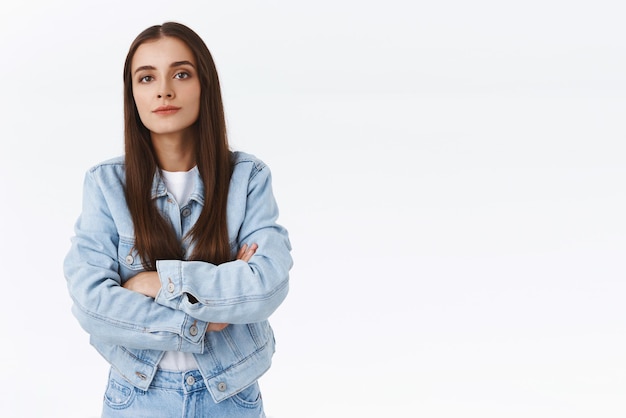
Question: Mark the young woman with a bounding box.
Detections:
[64,22,292,417]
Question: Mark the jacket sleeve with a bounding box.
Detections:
[154,164,292,324]
[63,169,208,352]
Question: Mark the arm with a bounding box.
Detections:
[123,243,258,331]
[63,169,208,352]
[154,163,293,324]
[123,243,258,298]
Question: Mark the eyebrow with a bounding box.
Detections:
[134,60,196,75]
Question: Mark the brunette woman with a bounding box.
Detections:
[64,22,292,417]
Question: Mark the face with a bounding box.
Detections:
[131,36,201,139]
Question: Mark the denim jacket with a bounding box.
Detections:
[63,151,292,402]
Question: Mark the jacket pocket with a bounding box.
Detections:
[208,322,272,367]
[246,321,271,348]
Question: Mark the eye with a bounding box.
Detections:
[174,71,190,80]
[138,75,154,83]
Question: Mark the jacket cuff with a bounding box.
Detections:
[180,313,207,346]
[156,260,184,307]
[157,260,208,345]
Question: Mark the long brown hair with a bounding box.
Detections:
[123,22,232,269]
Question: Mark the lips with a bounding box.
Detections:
[152,105,181,115]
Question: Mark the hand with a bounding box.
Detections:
[124,244,258,328]
[206,244,258,332]
[122,271,161,298]
[236,243,258,262]
[207,322,229,332]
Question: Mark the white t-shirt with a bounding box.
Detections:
[159,167,198,371]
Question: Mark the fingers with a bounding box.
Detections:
[236,243,258,262]
[207,322,229,332]
[207,243,256,334]
[235,244,248,259]
[244,243,258,260]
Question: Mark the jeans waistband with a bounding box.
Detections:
[149,369,206,393]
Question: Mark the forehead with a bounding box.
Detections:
[132,36,196,70]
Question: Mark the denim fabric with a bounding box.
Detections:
[102,368,265,417]
[64,151,292,402]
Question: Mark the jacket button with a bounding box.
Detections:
[182,208,191,217]
[186,375,195,385]
[189,325,198,336]
[167,282,175,293]
[217,382,227,392]
[125,255,134,264]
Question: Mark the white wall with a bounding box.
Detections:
[0,1,624,417]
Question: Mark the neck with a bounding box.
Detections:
[151,130,196,172]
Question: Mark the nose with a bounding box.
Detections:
[157,80,175,99]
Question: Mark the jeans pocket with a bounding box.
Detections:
[103,371,136,410]
[230,381,263,409]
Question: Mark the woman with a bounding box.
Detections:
[64,22,292,417]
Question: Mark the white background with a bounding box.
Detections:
[0,1,624,417]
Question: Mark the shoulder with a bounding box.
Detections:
[87,155,125,173]
[84,156,126,187]
[231,151,269,180]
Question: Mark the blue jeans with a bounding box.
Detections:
[101,368,265,417]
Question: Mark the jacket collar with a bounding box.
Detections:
[150,167,206,206]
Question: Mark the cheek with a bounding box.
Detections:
[181,91,201,122]
[184,82,201,110]
[132,95,153,128]
[192,94,201,115]
[133,92,149,116]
